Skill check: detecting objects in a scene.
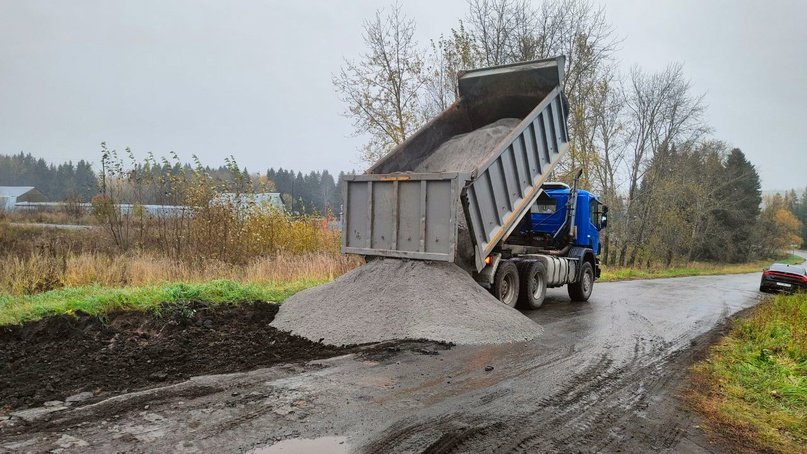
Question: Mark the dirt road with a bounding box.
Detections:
[0,271,775,453]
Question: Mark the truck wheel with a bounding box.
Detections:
[493,261,520,308]
[518,261,547,310]
[568,262,594,302]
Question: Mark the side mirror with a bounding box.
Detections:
[599,206,609,230]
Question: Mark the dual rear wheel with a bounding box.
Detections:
[492,261,547,310]
[492,259,593,308]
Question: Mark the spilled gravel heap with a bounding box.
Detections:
[272,118,538,346]
[271,258,541,346]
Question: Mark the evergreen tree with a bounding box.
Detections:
[0,152,99,201]
[715,149,762,261]
[321,170,337,214]
[262,167,351,215]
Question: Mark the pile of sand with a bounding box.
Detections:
[270,258,541,346]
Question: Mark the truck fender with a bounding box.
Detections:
[568,247,596,282]
[475,253,503,288]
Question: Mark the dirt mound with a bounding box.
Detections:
[0,302,356,410]
[271,259,541,346]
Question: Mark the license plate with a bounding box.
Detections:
[776,282,792,287]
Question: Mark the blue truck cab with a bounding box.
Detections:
[501,181,608,307]
[525,185,607,254]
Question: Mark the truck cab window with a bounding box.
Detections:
[531,199,556,214]
[590,200,599,226]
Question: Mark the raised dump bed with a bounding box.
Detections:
[342,56,569,272]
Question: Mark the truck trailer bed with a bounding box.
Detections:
[342,57,570,272]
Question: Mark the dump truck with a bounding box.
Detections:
[341,56,608,309]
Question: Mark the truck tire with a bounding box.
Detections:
[568,261,594,302]
[493,261,520,308]
[518,261,547,310]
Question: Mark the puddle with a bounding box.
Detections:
[252,436,349,453]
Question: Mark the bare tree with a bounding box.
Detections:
[589,71,626,200]
[585,71,627,264]
[422,25,474,119]
[617,63,707,265]
[333,3,426,166]
[465,0,532,65]
[462,0,617,90]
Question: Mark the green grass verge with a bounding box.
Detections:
[689,292,807,452]
[600,254,804,282]
[0,279,324,326]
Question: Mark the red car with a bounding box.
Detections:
[759,263,807,293]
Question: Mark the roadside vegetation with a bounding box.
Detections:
[600,254,804,282]
[689,292,807,453]
[0,279,322,326]
[0,152,359,326]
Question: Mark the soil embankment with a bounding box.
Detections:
[0,302,356,410]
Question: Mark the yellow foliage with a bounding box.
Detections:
[761,203,803,250]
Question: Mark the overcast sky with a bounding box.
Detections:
[1,0,804,190]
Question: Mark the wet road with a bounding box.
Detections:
[2,261,801,453]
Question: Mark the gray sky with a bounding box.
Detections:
[1,0,804,190]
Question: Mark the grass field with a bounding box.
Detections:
[0,279,324,326]
[600,254,804,282]
[688,292,807,453]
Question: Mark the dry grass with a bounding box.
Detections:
[0,200,358,296]
[6,209,95,226]
[0,251,361,296]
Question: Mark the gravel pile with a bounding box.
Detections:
[272,118,538,346]
[413,118,521,173]
[270,258,541,346]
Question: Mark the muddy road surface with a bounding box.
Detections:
[1,271,774,453]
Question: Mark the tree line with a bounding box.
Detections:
[266,168,352,215]
[1,150,351,217]
[0,152,98,202]
[333,0,804,264]
[764,189,807,254]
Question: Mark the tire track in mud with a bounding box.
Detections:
[497,325,707,453]
[362,349,615,454]
[364,329,703,454]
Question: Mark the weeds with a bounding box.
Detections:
[0,250,360,296]
[688,292,807,453]
[0,149,355,296]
